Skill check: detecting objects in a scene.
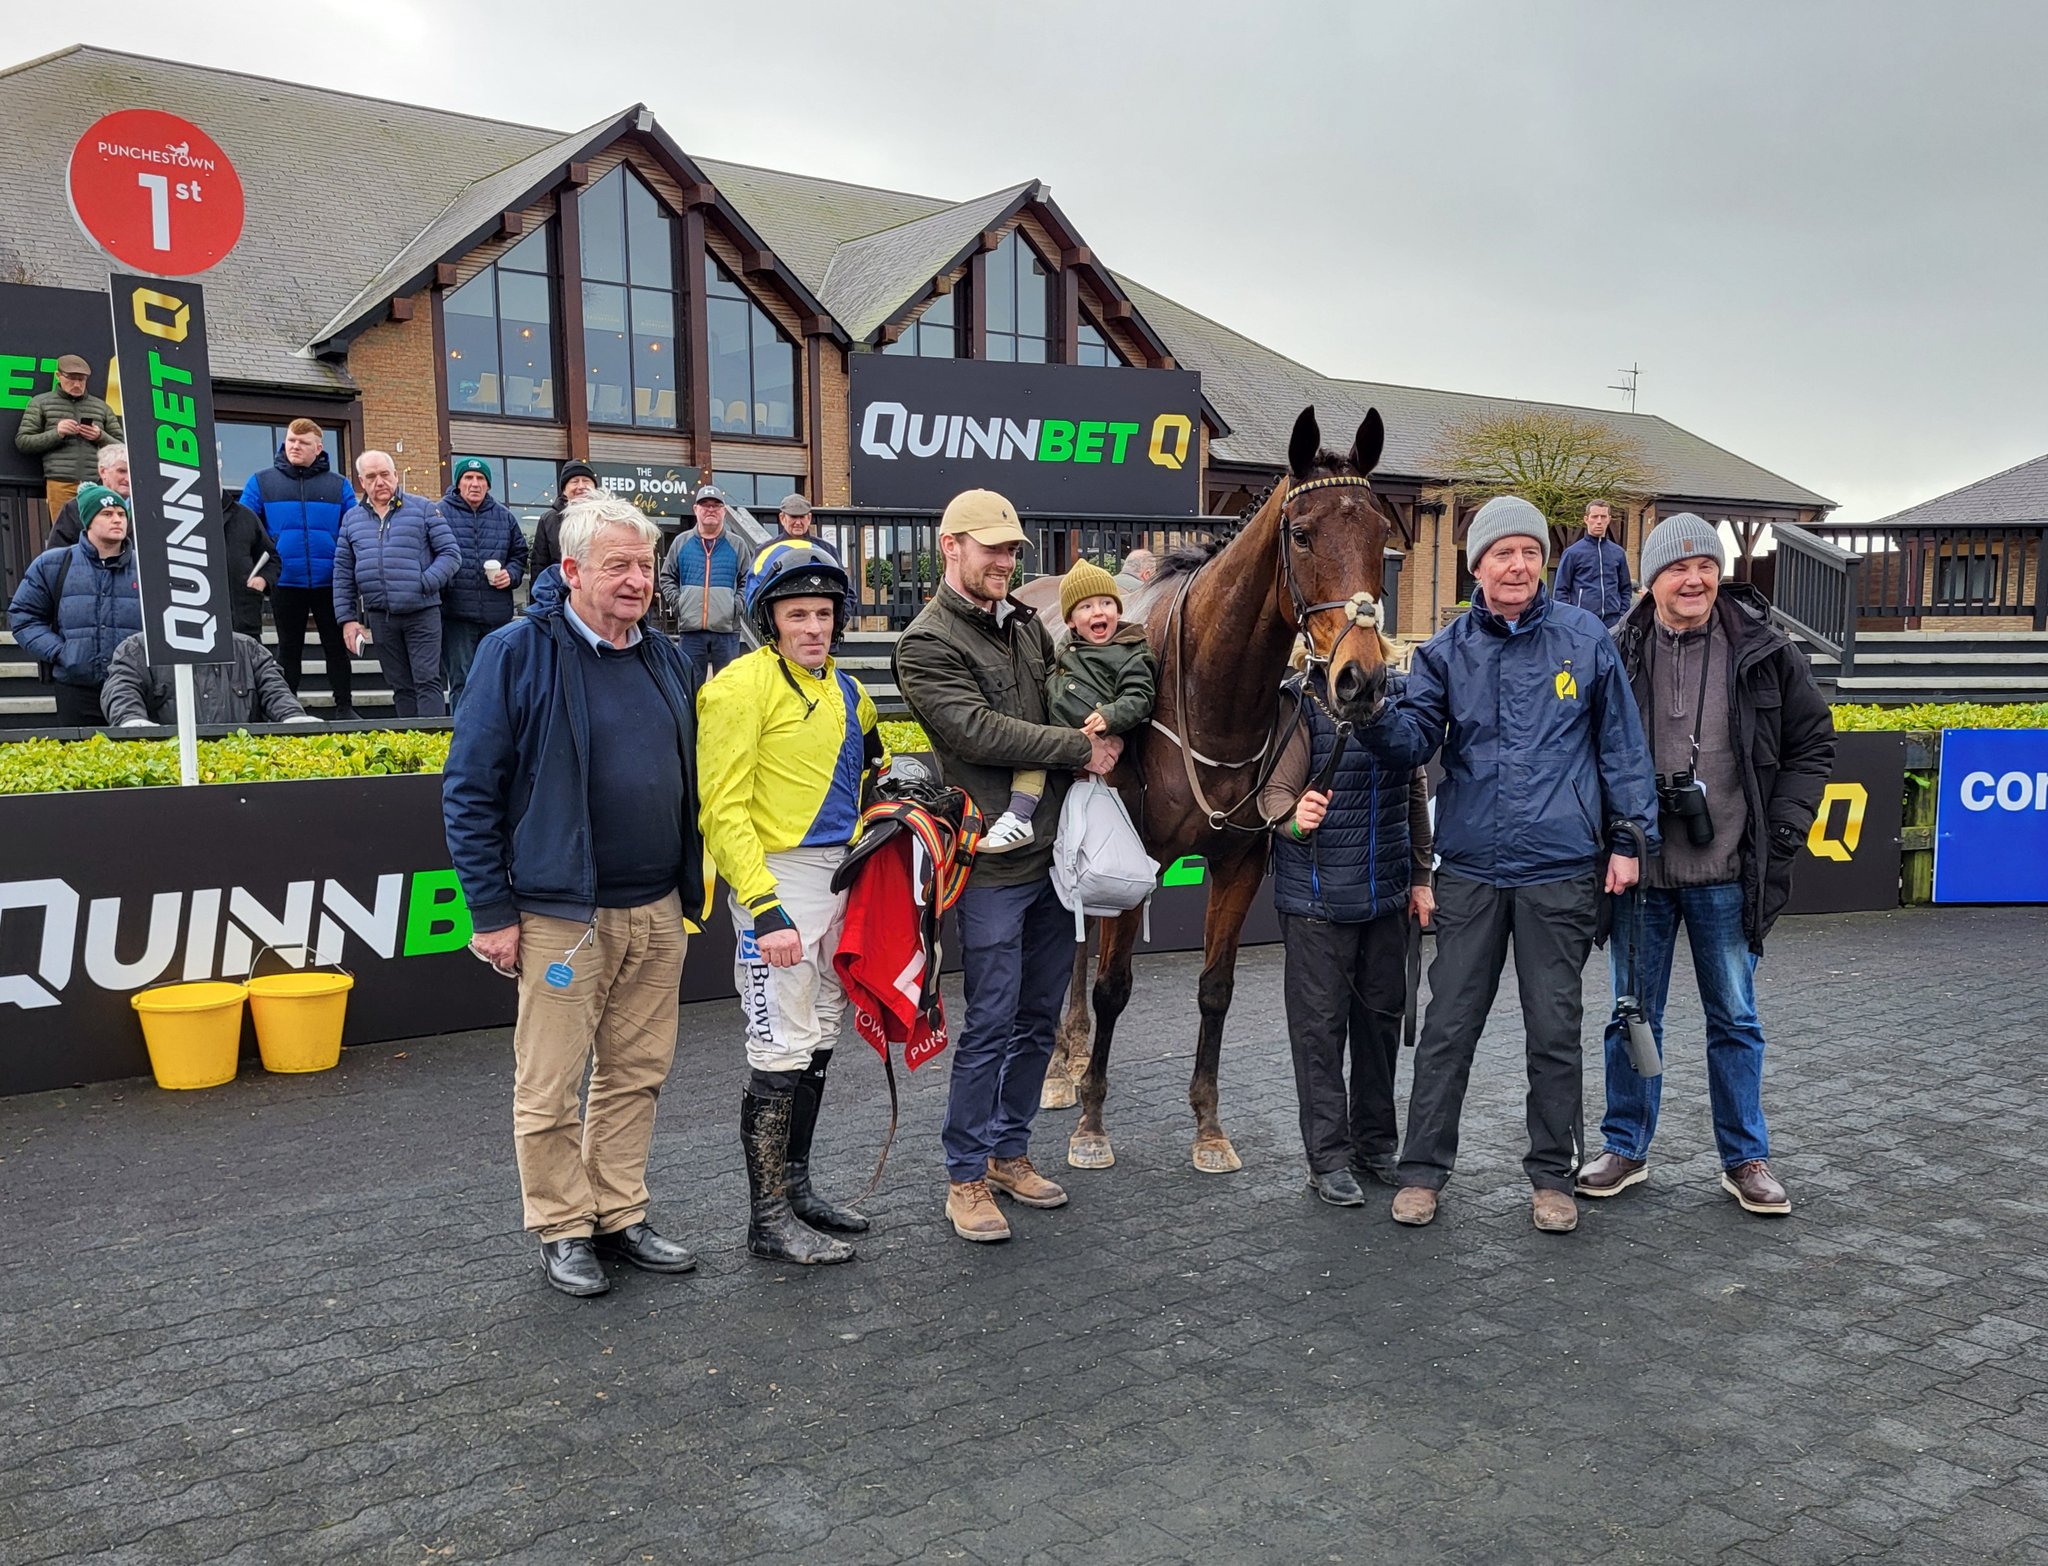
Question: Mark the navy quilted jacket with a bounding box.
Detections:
[332,490,460,621]
[1272,681,1416,922]
[7,540,144,688]
[438,485,529,625]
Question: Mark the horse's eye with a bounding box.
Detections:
[1290,528,1312,548]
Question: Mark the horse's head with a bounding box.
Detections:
[1278,405,1397,722]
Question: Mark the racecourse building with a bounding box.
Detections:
[0,45,1833,633]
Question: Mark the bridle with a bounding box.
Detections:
[1278,475,1385,678]
[1150,474,1389,833]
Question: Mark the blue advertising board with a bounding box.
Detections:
[1933,729,2048,903]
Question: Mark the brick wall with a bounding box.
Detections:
[818,344,851,504]
[348,288,443,495]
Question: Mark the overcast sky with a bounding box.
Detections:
[14,0,2044,522]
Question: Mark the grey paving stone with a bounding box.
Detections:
[0,905,2045,1565]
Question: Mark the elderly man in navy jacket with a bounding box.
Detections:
[334,451,460,718]
[444,492,705,1298]
[438,457,529,709]
[1360,495,1657,1235]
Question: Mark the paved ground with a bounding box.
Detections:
[1,905,2046,1566]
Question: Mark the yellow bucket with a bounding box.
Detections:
[131,982,248,1090]
[247,970,354,1074]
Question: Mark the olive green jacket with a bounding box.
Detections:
[1049,623,1157,734]
[895,583,1094,886]
[15,388,123,483]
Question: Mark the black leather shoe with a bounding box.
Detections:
[540,1237,611,1297]
[593,1222,698,1274]
[1307,1168,1368,1207]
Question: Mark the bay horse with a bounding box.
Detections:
[1049,406,1401,1173]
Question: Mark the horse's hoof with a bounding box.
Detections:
[1192,1139,1242,1174]
[1040,1075,1078,1111]
[1068,1132,1116,1169]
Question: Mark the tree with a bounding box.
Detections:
[1427,408,1663,554]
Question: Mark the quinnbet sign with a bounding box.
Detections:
[108,273,233,663]
[848,356,1202,514]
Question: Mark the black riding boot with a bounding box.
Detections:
[785,1053,871,1234]
[742,1091,855,1265]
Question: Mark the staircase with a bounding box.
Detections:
[1796,630,2048,706]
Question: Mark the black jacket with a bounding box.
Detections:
[222,490,276,639]
[1614,582,1835,950]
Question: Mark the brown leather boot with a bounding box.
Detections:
[986,1155,1069,1208]
[1576,1151,1648,1198]
[946,1178,1012,1242]
[1390,1185,1439,1226]
[1532,1188,1580,1233]
[1720,1159,1791,1215]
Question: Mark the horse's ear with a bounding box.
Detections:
[1350,409,1385,476]
[1288,407,1321,479]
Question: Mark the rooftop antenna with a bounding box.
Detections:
[1610,363,1640,414]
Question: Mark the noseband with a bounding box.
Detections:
[1280,474,1384,676]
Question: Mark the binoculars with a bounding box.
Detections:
[1656,769,1715,847]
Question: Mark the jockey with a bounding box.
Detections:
[698,540,885,1265]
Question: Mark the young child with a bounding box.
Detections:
[981,559,1157,853]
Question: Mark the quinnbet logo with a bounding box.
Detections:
[0,869,475,1008]
[859,404,1195,472]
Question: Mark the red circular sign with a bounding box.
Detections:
[67,109,245,276]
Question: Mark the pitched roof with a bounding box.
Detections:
[1120,274,1833,510]
[0,45,563,393]
[692,157,952,296]
[821,181,1034,341]
[311,110,637,349]
[1864,451,2048,529]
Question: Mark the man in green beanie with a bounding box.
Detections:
[7,484,142,727]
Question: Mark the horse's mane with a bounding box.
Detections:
[1151,540,1226,585]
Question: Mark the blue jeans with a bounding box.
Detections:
[1602,881,1769,1168]
[440,615,489,711]
[676,630,741,681]
[941,877,1073,1183]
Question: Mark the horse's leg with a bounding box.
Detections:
[1069,905,1142,1169]
[1041,926,1095,1111]
[1189,849,1267,1173]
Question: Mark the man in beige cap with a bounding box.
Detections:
[15,355,122,517]
[895,490,1122,1242]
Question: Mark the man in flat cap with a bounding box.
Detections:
[16,355,122,518]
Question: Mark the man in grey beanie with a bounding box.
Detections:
[1358,494,1658,1234]
[1579,514,1834,1216]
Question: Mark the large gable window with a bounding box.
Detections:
[706,258,796,438]
[882,291,959,358]
[1076,317,1127,368]
[581,165,680,428]
[444,226,556,419]
[983,230,1052,363]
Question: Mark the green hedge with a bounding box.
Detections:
[0,730,453,795]
[1829,702,2048,732]
[4,704,2044,796]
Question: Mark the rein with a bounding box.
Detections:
[1149,475,1387,834]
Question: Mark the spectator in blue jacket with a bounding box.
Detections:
[1552,500,1634,628]
[239,419,359,717]
[658,484,744,677]
[443,492,705,1299]
[1359,495,1658,1236]
[334,451,460,719]
[7,483,143,727]
[439,458,530,709]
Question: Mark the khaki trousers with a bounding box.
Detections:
[512,892,687,1241]
[44,480,79,516]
